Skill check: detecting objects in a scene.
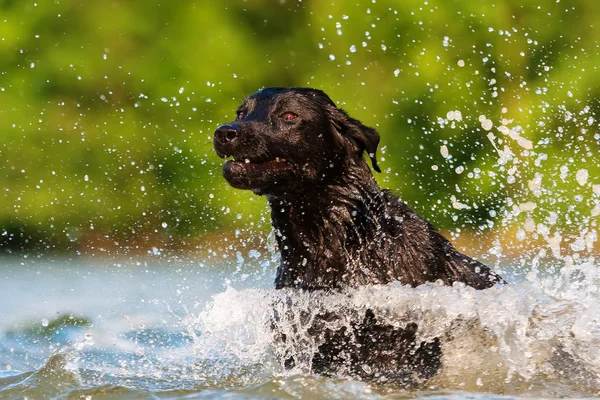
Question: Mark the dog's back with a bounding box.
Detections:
[272,185,504,291]
[381,191,504,289]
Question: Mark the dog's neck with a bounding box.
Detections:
[267,165,389,290]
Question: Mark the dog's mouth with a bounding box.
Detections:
[220,154,295,191]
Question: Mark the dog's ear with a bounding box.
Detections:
[329,107,381,173]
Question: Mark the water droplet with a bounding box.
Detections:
[576,169,588,186]
[440,145,450,159]
[481,119,493,131]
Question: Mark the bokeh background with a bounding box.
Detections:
[1,0,598,259]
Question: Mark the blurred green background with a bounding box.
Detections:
[0,0,598,256]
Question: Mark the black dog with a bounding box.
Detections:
[213,87,504,384]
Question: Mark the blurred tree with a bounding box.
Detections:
[0,0,598,255]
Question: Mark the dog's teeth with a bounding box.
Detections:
[275,157,286,162]
[244,159,251,164]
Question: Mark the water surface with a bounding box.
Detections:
[0,257,599,399]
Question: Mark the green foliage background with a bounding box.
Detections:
[0,0,598,253]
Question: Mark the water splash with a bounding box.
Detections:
[184,259,600,395]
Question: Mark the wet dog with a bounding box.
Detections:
[213,87,504,384]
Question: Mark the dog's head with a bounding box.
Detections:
[213,87,381,196]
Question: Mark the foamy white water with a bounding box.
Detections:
[187,258,600,395]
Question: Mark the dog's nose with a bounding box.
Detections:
[214,124,241,145]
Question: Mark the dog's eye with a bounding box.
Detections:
[282,113,297,121]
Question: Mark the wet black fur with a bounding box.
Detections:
[214,87,505,384]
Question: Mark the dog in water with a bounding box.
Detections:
[213,87,504,384]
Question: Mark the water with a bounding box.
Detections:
[0,256,599,399]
